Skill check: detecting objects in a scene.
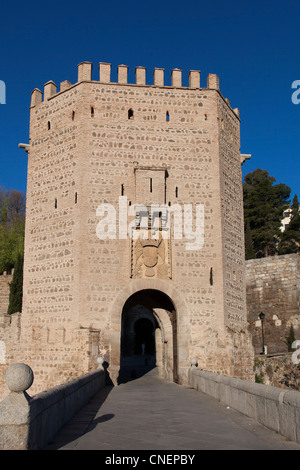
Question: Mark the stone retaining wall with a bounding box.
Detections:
[189,368,300,444]
[246,254,300,355]
[254,353,300,390]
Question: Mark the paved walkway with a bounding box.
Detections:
[46,370,300,451]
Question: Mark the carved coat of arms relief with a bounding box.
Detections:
[131,230,171,279]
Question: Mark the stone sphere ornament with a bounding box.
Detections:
[5,363,34,393]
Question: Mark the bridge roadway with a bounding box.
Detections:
[46,369,300,451]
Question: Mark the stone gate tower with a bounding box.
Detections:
[15,61,253,392]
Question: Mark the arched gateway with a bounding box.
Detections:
[107,279,191,385]
[120,290,177,383]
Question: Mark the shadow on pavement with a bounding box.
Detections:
[44,385,114,450]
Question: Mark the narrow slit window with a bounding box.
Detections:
[128,108,134,120]
[48,121,51,130]
[150,178,153,193]
[91,106,94,118]
[205,113,208,121]
[166,111,170,121]
[121,184,124,196]
[175,186,178,198]
[210,268,213,286]
[72,111,75,121]
[54,198,57,209]
[75,192,78,204]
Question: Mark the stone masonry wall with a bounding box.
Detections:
[218,97,246,331]
[0,313,21,400]
[0,272,13,316]
[246,254,300,355]
[254,353,300,391]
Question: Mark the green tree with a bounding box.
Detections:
[0,188,26,314]
[7,253,24,315]
[245,219,256,260]
[243,169,290,258]
[278,194,300,254]
[0,188,9,226]
[0,188,25,273]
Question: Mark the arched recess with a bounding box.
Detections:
[107,279,191,385]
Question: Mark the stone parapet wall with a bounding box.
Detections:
[0,364,106,450]
[189,367,300,445]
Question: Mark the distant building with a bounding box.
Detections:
[281,205,300,232]
[281,208,292,232]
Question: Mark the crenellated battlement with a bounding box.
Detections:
[30,60,229,108]
[0,269,14,277]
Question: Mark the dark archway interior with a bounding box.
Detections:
[134,318,155,355]
[118,289,177,384]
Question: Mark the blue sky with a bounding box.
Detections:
[0,0,299,201]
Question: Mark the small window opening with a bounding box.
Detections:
[72,111,75,121]
[48,121,51,130]
[150,178,153,193]
[175,187,178,198]
[128,108,134,120]
[75,192,78,204]
[121,184,124,196]
[210,267,213,286]
[91,106,94,118]
[166,111,170,122]
[205,114,208,121]
[54,198,57,209]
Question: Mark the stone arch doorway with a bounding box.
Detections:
[108,279,191,385]
[118,289,178,384]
